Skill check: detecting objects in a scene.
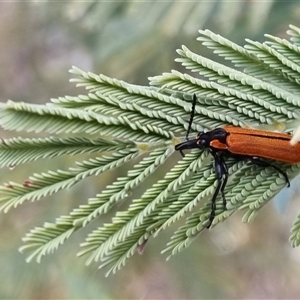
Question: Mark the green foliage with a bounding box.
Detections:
[1,25,300,275]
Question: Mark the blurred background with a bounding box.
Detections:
[1,1,300,299]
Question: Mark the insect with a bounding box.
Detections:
[175,94,300,228]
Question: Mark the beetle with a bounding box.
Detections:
[175,94,300,228]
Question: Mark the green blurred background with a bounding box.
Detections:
[1,1,300,299]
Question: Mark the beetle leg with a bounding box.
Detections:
[207,151,228,228]
[219,153,228,208]
[249,158,290,187]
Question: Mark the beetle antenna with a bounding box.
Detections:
[186,94,197,140]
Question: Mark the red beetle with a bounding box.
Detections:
[175,95,300,227]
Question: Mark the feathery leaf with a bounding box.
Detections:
[1,25,300,274]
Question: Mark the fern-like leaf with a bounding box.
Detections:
[1,25,300,275]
